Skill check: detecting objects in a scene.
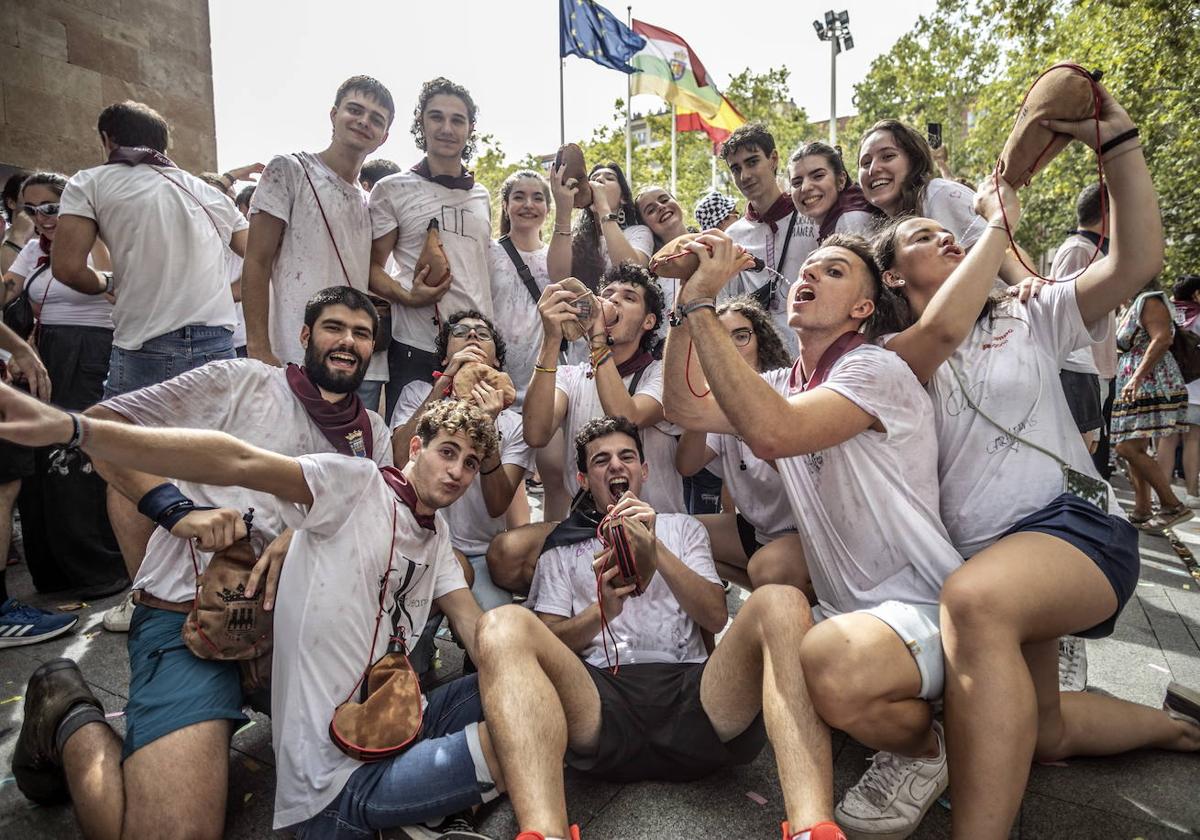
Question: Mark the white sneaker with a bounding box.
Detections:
[835,721,948,840]
[102,591,135,633]
[1057,636,1088,692]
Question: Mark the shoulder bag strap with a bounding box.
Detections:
[294,154,352,286]
[499,234,542,305]
[774,209,799,275]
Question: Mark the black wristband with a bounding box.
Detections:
[65,413,83,449]
[1099,127,1139,155]
[137,482,195,530]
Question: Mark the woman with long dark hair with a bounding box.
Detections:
[1,172,126,596]
[789,141,878,242]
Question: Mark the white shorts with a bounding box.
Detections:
[813,600,944,701]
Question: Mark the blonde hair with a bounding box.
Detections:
[414,399,499,461]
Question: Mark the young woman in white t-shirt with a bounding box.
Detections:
[788,141,878,243]
[875,87,1200,837]
[674,296,805,591]
[547,161,651,291]
[635,186,693,315]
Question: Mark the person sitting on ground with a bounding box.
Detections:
[2,386,506,839]
[8,286,394,838]
[476,416,844,840]
[391,310,533,615]
[871,81,1200,838]
[665,227,963,840]
[489,263,683,595]
[669,296,806,591]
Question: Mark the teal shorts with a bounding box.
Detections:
[123,605,248,759]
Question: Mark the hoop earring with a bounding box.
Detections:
[616,209,626,227]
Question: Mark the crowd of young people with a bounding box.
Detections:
[0,70,1196,840]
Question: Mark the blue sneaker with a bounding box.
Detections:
[0,599,78,648]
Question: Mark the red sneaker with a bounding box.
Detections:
[781,820,847,840]
[516,827,581,840]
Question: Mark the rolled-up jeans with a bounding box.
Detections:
[103,325,235,398]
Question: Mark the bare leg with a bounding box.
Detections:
[801,614,936,758]
[1155,432,1180,489]
[476,605,602,838]
[701,586,832,830]
[1183,425,1200,497]
[63,718,232,840]
[1118,437,1181,510]
[0,479,18,569]
[940,532,1199,840]
[106,488,152,581]
[747,534,811,598]
[486,521,556,594]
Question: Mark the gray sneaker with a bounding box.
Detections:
[1057,636,1088,692]
[835,721,948,840]
[401,810,493,839]
[102,590,135,633]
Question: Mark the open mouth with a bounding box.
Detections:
[607,476,630,498]
[801,194,824,209]
[795,285,817,304]
[868,178,891,191]
[327,350,359,371]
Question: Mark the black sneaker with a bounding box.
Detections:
[12,658,104,804]
[1165,682,1200,725]
[401,809,494,839]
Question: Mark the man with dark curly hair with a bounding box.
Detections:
[369,77,494,418]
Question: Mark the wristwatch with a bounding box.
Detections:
[601,212,620,223]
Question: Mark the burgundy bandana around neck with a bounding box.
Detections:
[35,234,51,268]
[106,146,177,169]
[788,331,867,393]
[284,364,373,459]
[411,158,475,191]
[745,192,794,232]
[380,467,436,531]
[617,349,655,379]
[817,185,879,243]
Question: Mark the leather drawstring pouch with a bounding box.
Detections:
[554,143,592,209]
[330,504,424,761]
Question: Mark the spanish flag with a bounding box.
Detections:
[676,95,747,152]
[629,20,723,118]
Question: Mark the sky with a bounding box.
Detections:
[208,0,939,172]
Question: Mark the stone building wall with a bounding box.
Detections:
[0,0,216,177]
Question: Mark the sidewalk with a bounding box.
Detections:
[1,484,1197,838]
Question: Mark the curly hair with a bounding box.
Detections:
[410,77,477,161]
[415,399,499,462]
[575,415,644,473]
[822,232,907,341]
[716,296,792,371]
[434,309,508,372]
[571,162,641,290]
[499,169,552,237]
[598,262,664,353]
[859,120,935,218]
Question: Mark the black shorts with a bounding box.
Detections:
[0,438,35,484]
[735,512,764,559]
[1059,370,1103,433]
[998,492,1139,639]
[565,661,766,783]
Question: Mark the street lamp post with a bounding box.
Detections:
[813,10,853,147]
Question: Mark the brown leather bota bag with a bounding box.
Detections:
[649,233,704,281]
[554,143,592,209]
[417,219,452,286]
[598,514,657,596]
[559,277,599,343]
[182,518,272,662]
[996,63,1101,188]
[452,362,516,409]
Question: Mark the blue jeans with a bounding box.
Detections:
[104,325,235,398]
[296,675,491,839]
[356,379,385,417]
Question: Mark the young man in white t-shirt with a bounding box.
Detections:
[9,287,394,836]
[391,310,533,615]
[5,388,509,838]
[368,77,493,419]
[476,417,841,840]
[487,264,683,596]
[664,231,966,840]
[721,122,814,355]
[241,75,395,410]
[52,100,248,399]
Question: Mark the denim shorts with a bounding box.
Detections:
[296,674,492,839]
[104,324,235,399]
[123,605,248,760]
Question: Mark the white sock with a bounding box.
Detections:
[790,832,811,840]
[464,722,500,804]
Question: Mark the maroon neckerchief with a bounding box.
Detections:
[35,234,51,268]
[284,364,374,459]
[744,192,794,233]
[411,158,475,191]
[818,185,879,242]
[1178,300,1200,330]
[788,332,867,393]
[106,146,178,169]
[379,467,437,531]
[617,349,654,379]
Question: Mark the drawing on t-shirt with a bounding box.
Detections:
[439,205,479,242]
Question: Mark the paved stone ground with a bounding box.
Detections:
[1,480,1198,839]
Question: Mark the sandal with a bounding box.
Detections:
[1129,512,1158,531]
[1156,504,1194,529]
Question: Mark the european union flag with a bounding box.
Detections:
[559,0,646,74]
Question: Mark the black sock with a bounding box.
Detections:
[54,702,106,756]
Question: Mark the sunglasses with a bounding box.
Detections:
[449,323,494,341]
[23,202,59,217]
[730,328,754,347]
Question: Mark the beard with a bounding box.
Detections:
[303,342,367,394]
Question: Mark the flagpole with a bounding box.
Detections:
[670,104,677,195]
[711,153,718,192]
[559,59,566,146]
[625,5,633,180]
